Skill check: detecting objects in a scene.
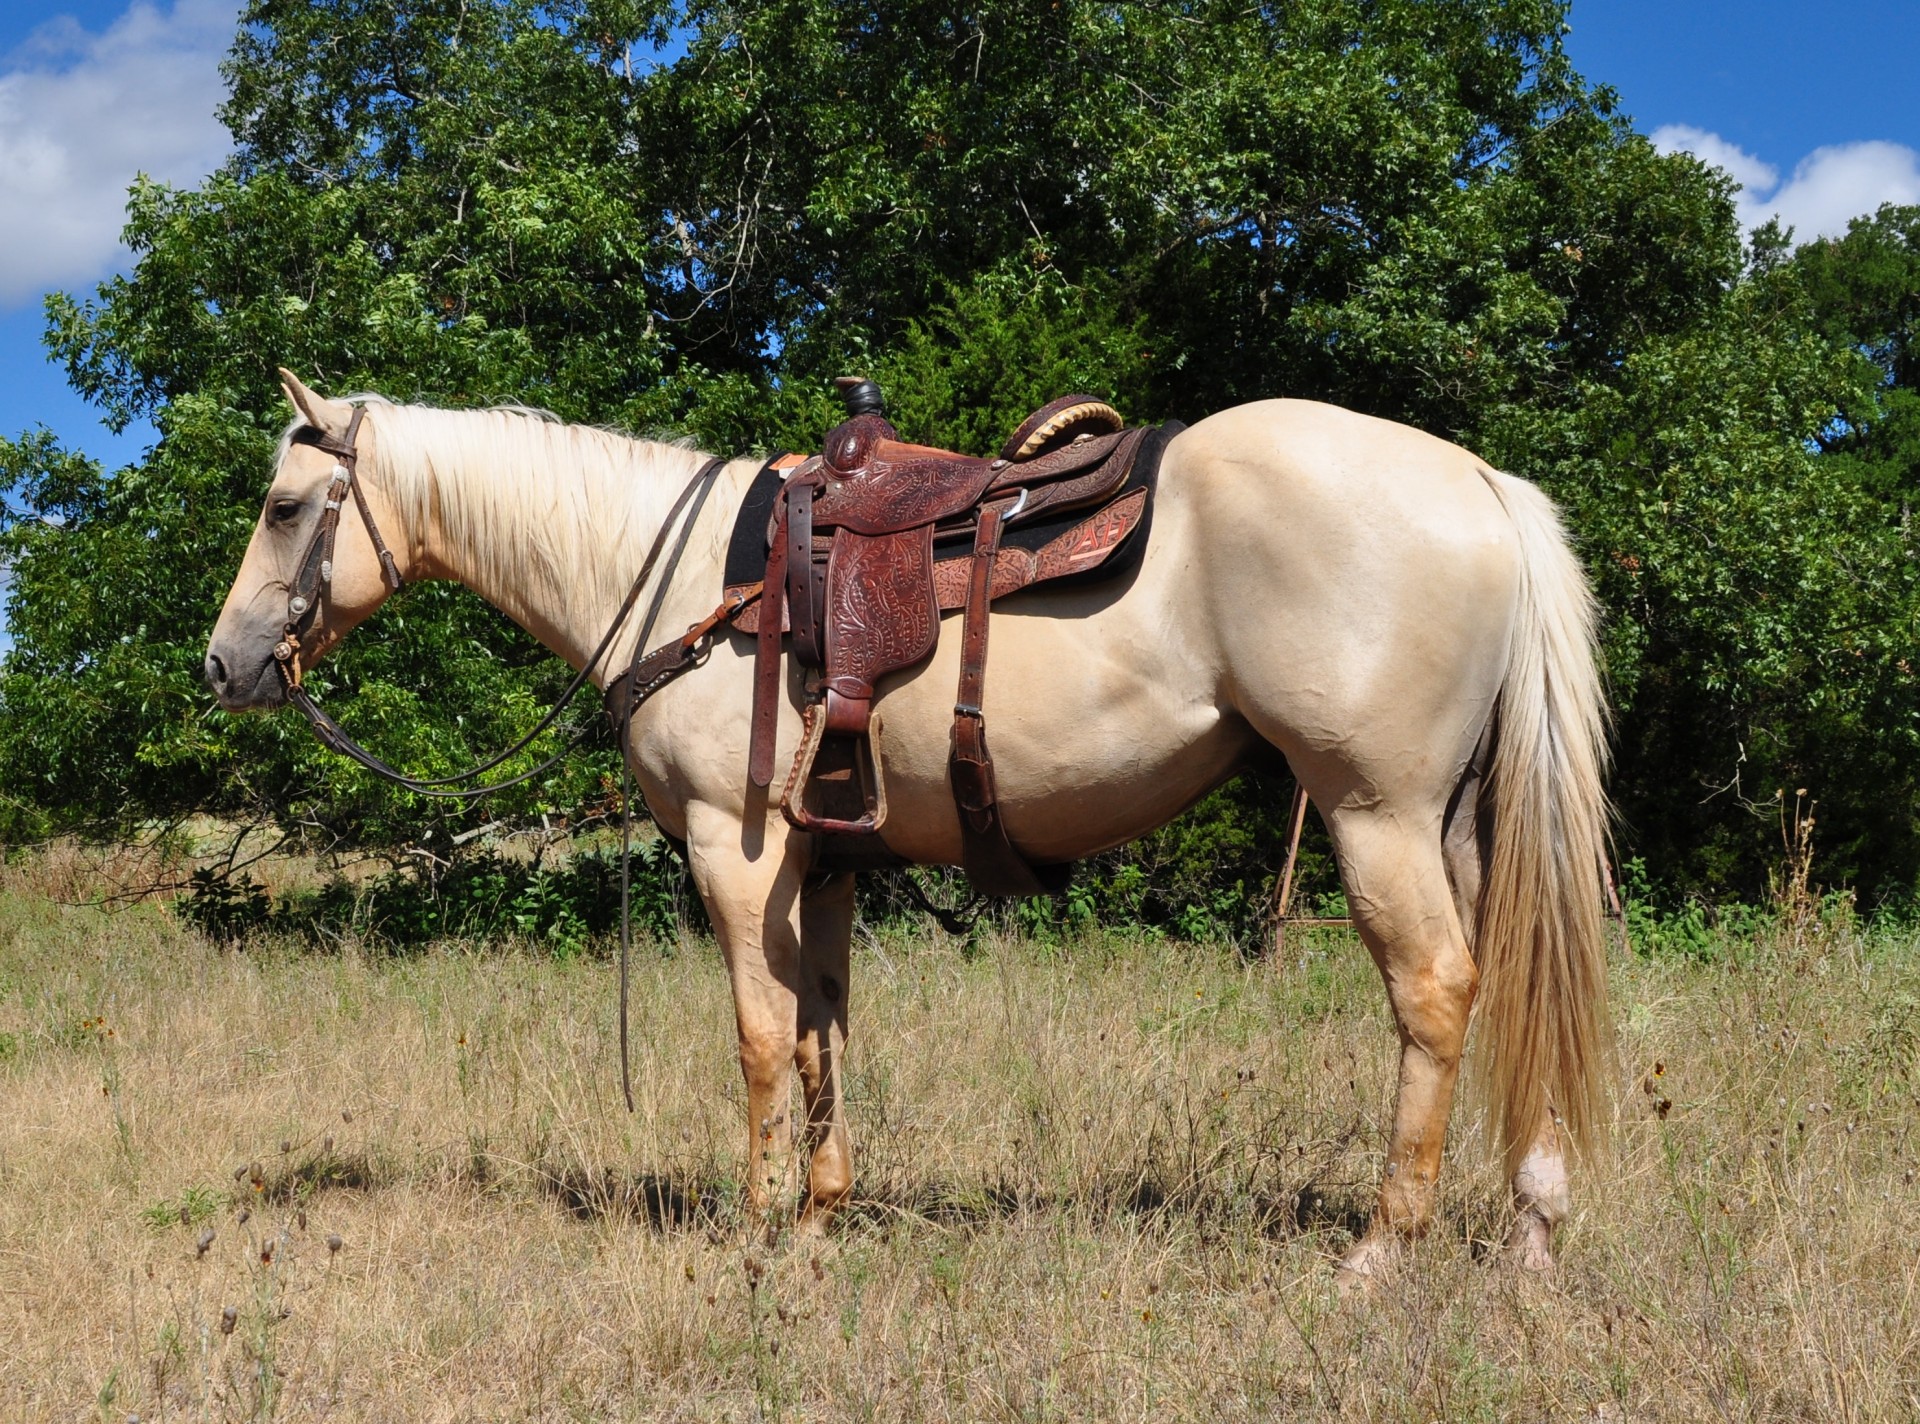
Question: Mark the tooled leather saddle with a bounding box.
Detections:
[723,381,1180,896]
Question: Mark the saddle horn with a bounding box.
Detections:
[833,375,888,418]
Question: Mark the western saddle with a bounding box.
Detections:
[722,380,1177,896]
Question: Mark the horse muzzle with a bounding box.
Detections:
[204,636,288,712]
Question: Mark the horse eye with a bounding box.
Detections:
[268,497,302,525]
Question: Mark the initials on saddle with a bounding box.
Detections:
[722,379,1180,896]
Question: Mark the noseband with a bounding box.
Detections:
[273,406,404,691]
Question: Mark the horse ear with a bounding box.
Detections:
[277,367,352,435]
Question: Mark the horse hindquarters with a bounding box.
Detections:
[1177,405,1609,1273]
[1330,472,1609,1275]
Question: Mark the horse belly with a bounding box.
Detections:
[866,586,1252,868]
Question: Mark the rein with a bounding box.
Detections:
[272,407,729,799]
[270,413,747,1113]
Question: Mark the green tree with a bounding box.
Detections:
[5,0,677,848]
[3,0,1915,911]
[1795,205,1920,504]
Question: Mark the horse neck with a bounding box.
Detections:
[376,406,721,676]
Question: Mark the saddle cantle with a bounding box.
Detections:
[725,381,1181,896]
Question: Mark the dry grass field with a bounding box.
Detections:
[3,864,1919,1422]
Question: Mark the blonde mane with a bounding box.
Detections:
[284,400,729,660]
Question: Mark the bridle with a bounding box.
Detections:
[273,406,401,692]
[264,406,747,1112]
[268,406,734,801]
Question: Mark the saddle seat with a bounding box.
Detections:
[731,385,1176,896]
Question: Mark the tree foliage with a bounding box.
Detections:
[2,0,1916,909]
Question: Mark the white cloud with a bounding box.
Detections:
[1766,142,1920,241]
[0,0,236,307]
[1650,123,1778,197]
[1652,123,1920,242]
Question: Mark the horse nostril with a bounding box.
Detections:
[205,650,228,689]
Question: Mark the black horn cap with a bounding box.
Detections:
[834,376,887,418]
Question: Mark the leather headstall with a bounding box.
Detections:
[273,406,404,691]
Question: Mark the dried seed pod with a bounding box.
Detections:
[321,1135,333,1154]
[341,1109,353,1123]
[326,1233,343,1255]
[237,1208,251,1226]
[280,1140,291,1155]
[196,1229,215,1258]
[219,1305,238,1336]
[260,1241,274,1265]
[178,1205,190,1226]
[296,1209,307,1232]
[232,1164,248,1181]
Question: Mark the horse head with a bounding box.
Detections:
[205,369,410,711]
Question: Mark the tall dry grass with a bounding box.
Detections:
[1,875,1918,1421]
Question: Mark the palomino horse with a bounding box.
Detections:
[206,371,1611,1276]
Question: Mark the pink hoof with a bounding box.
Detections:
[1335,1231,1404,1292]
[1502,1208,1557,1273]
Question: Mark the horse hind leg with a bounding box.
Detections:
[1326,803,1479,1281]
[1504,1110,1571,1270]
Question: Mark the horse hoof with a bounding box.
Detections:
[795,1192,848,1239]
[1502,1211,1557,1273]
[1335,1232,1402,1292]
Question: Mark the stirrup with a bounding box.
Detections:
[780,700,888,835]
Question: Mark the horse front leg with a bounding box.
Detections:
[795,871,855,1228]
[684,804,809,1228]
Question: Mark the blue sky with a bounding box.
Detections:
[1,0,1917,473]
